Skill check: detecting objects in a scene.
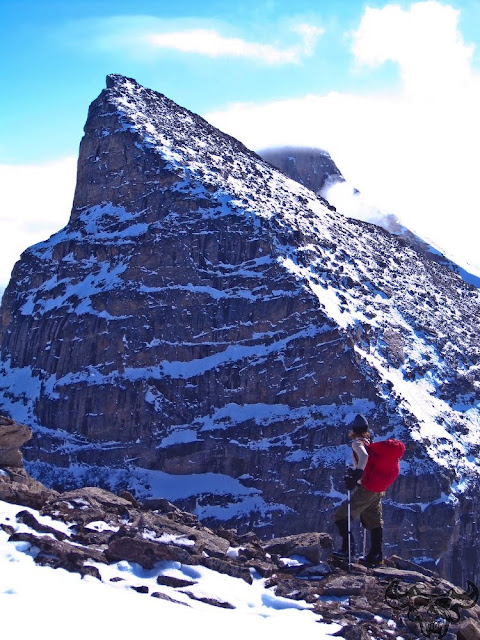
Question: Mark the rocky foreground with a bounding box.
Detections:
[1,416,479,640]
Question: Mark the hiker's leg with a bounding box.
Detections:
[359,526,383,566]
[333,519,356,556]
[359,492,385,565]
[368,526,383,560]
[333,489,364,556]
[359,490,384,529]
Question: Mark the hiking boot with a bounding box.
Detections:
[360,526,383,566]
[359,552,383,566]
[333,519,355,558]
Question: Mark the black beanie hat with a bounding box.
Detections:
[351,414,369,434]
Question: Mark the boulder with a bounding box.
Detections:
[263,532,332,564]
[156,575,197,588]
[105,536,197,569]
[457,619,480,640]
[320,574,366,596]
[16,509,68,540]
[200,557,253,584]
[181,592,235,609]
[0,416,31,467]
[8,530,106,574]
[41,487,133,524]
[0,467,57,509]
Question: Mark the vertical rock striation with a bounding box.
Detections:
[0,75,479,584]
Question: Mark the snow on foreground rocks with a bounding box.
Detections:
[0,506,344,640]
[0,348,479,640]
[1,462,480,640]
[0,499,343,640]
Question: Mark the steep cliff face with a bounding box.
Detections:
[0,75,479,583]
[259,146,344,195]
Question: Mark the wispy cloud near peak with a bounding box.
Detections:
[145,28,304,64]
[204,2,480,276]
[67,16,324,66]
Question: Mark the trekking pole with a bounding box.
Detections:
[363,525,367,558]
[347,489,352,568]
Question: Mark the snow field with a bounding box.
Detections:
[0,500,345,640]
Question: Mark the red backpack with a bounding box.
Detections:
[361,439,405,492]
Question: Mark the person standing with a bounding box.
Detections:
[333,414,385,566]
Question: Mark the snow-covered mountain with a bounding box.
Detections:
[260,147,480,288]
[0,75,479,584]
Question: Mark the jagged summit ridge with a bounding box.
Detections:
[72,73,331,233]
[0,74,479,585]
[259,144,480,288]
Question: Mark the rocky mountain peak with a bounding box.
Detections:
[106,72,134,89]
[0,75,479,587]
[72,72,267,220]
[259,146,344,195]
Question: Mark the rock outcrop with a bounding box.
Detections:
[0,415,57,508]
[0,75,479,585]
[259,146,344,195]
[0,414,31,466]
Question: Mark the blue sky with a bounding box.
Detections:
[1,0,480,289]
[0,0,389,164]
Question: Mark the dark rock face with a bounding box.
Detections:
[259,146,344,195]
[0,75,479,585]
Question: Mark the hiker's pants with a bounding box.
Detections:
[333,484,384,529]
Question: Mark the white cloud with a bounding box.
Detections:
[146,29,294,64]
[0,157,77,290]
[288,23,325,57]
[352,2,474,97]
[204,2,480,276]
[72,16,324,66]
[145,24,324,65]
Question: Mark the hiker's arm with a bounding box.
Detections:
[352,440,369,470]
